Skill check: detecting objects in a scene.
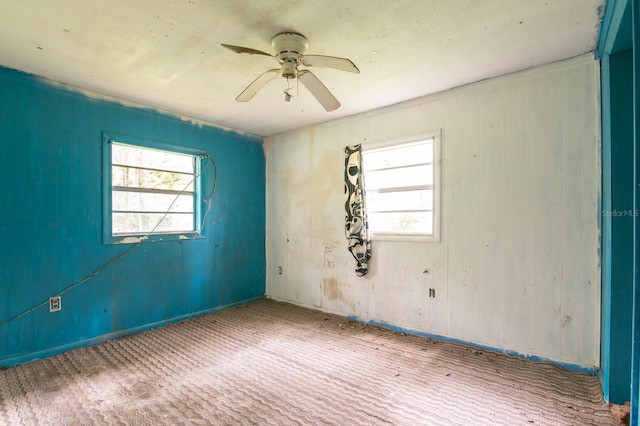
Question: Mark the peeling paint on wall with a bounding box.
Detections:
[116,236,146,244]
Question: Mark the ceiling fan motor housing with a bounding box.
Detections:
[271,32,309,63]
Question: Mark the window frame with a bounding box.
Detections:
[102,132,205,245]
[362,130,441,243]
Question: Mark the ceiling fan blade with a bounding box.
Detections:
[300,55,360,73]
[236,69,280,102]
[298,70,340,112]
[221,43,273,57]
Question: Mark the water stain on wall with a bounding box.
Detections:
[323,277,340,300]
[322,277,355,310]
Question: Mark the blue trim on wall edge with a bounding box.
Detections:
[598,0,630,56]
[0,295,265,368]
[347,315,597,376]
[599,51,613,403]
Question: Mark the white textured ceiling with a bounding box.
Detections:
[0,0,604,137]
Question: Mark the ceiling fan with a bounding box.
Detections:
[221,32,359,112]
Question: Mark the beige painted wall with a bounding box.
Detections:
[265,54,600,368]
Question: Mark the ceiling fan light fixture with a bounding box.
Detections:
[281,61,297,79]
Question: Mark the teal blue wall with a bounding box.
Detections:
[602,48,635,404]
[598,0,640,422]
[0,66,266,366]
[633,2,640,423]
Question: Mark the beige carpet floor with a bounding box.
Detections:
[0,299,617,425]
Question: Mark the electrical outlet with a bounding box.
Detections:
[49,296,61,312]
[428,288,436,298]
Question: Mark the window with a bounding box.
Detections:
[102,133,204,244]
[362,131,441,241]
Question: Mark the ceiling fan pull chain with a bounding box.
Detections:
[284,79,294,102]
